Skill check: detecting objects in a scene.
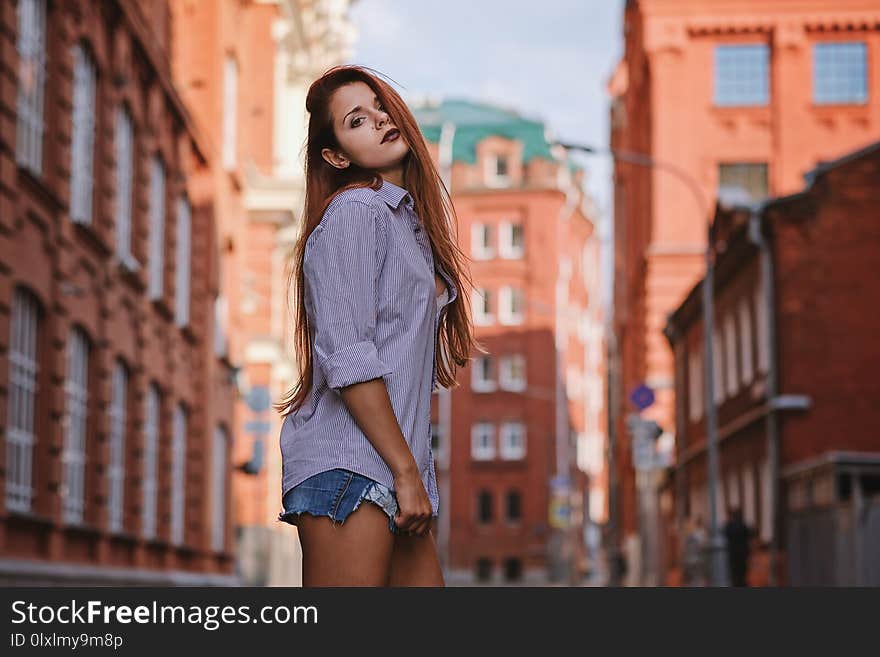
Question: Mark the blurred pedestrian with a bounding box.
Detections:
[682,515,707,586]
[723,506,754,587]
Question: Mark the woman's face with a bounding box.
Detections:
[322,81,410,173]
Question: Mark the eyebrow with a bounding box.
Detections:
[342,95,380,125]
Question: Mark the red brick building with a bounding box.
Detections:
[415,100,606,585]
[0,0,235,584]
[664,140,880,586]
[608,0,880,585]
[169,0,358,586]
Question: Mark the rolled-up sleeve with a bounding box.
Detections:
[304,200,391,392]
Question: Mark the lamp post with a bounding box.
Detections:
[555,141,729,586]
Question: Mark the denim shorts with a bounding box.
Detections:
[277,468,403,535]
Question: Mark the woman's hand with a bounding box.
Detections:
[392,468,433,536]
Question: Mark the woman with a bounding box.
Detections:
[274,65,482,587]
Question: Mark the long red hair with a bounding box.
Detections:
[274,65,484,418]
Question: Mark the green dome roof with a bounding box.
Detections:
[412,99,559,165]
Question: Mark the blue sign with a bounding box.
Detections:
[244,420,271,435]
[629,384,655,411]
[246,386,271,412]
[550,474,571,491]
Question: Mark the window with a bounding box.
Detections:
[814,42,867,105]
[499,222,524,259]
[477,490,493,523]
[212,425,229,552]
[475,557,492,582]
[70,43,97,224]
[471,422,495,460]
[148,156,166,300]
[499,354,526,392]
[577,431,604,476]
[500,422,526,460]
[688,347,703,421]
[588,375,603,412]
[485,154,510,187]
[471,223,493,259]
[503,557,522,582]
[107,360,128,533]
[6,288,40,513]
[714,44,770,106]
[214,295,228,357]
[430,422,441,452]
[498,286,523,325]
[755,280,770,374]
[742,463,757,527]
[142,383,160,540]
[170,403,187,545]
[471,355,496,392]
[712,328,724,404]
[115,106,136,268]
[62,327,89,525]
[724,313,738,397]
[175,196,192,327]
[727,470,740,509]
[718,163,769,206]
[16,0,47,174]
[505,490,522,522]
[759,458,772,542]
[739,297,754,385]
[222,56,238,169]
[472,287,493,325]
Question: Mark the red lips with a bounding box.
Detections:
[381,128,400,143]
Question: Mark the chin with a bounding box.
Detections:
[367,149,409,170]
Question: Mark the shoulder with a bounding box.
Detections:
[324,185,386,220]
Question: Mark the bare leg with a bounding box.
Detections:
[295,501,395,587]
[387,525,445,587]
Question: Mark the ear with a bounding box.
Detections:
[321,147,349,170]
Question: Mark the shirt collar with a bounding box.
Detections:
[377,178,414,210]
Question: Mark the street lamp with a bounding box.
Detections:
[554,141,729,586]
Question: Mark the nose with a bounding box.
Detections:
[376,111,389,129]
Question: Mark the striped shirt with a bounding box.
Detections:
[279,179,458,517]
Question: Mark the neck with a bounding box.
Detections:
[378,166,404,188]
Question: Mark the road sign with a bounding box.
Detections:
[550,474,571,492]
[629,384,655,411]
[246,386,271,412]
[244,420,271,435]
[549,498,571,529]
[626,414,664,470]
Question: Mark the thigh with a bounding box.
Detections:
[387,524,445,587]
[296,501,395,587]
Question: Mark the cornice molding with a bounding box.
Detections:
[685,12,880,36]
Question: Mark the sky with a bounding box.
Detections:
[347,0,625,221]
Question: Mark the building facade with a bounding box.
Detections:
[608,0,880,585]
[0,0,236,584]
[414,100,606,585]
[664,140,880,586]
[169,0,358,586]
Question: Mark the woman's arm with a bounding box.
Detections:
[340,380,433,536]
[339,379,417,478]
